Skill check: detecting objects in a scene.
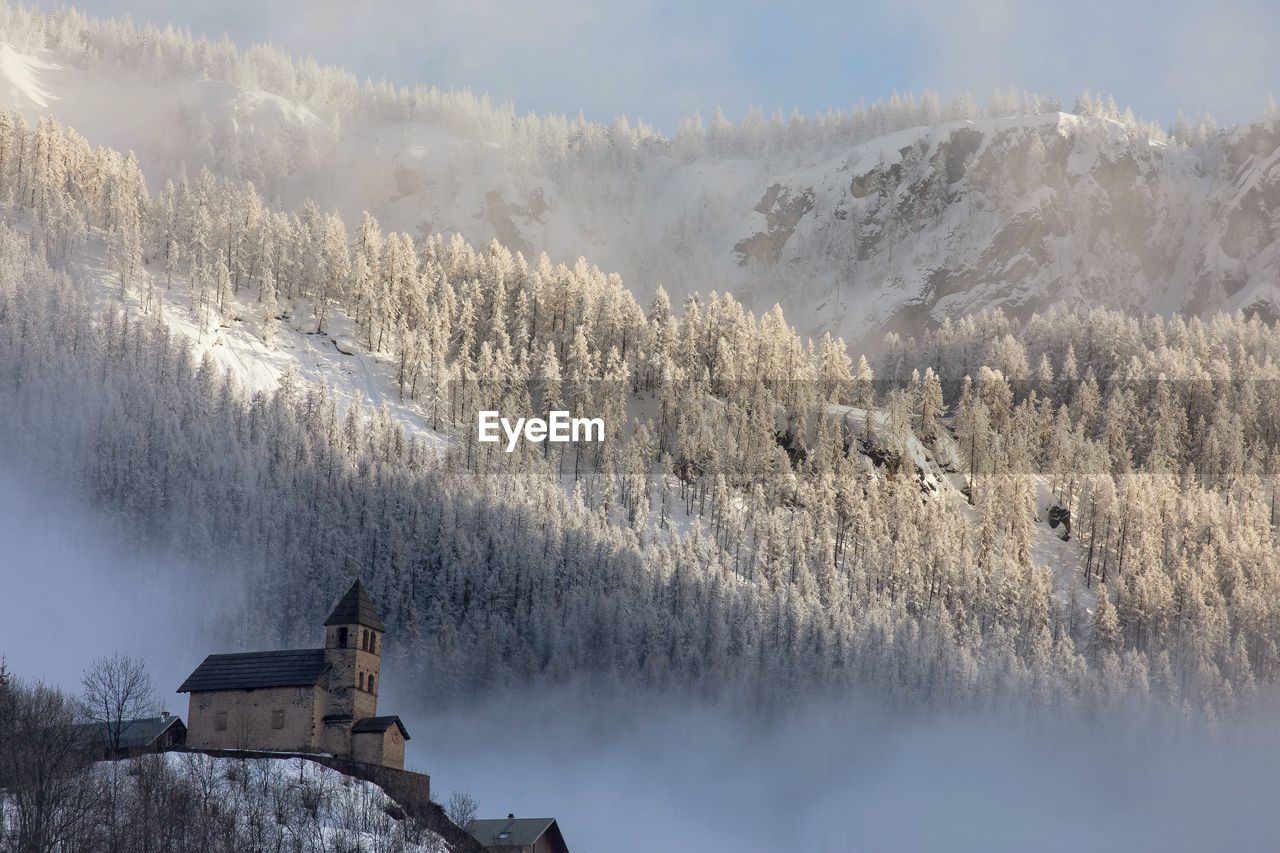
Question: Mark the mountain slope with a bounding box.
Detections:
[0,12,1276,346]
[0,4,1277,724]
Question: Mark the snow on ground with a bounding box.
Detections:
[0,43,56,108]
[97,752,449,852]
[76,252,452,452]
[939,470,1091,611]
[1029,475,1092,608]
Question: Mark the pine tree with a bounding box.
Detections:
[315,213,350,334]
[853,354,875,409]
[1091,583,1121,662]
[261,275,279,345]
[817,332,853,403]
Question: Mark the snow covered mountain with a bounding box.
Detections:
[0,1,1276,719]
[0,9,1276,346]
[5,7,1280,853]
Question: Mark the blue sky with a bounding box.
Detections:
[59,0,1280,132]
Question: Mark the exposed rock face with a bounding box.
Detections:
[734,184,815,265]
[482,188,549,257]
[776,115,1280,340]
[598,113,1280,344]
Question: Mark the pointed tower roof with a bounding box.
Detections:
[323,580,385,631]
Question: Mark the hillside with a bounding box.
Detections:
[0,682,470,853]
[0,92,1277,723]
[0,8,1277,346]
[94,752,457,852]
[0,0,1272,731]
[0,2,1268,726]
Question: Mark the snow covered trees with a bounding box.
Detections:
[1,97,1278,721]
[314,214,350,334]
[103,152,147,295]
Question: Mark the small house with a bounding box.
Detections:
[75,712,187,760]
[469,815,571,853]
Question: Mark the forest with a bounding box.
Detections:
[0,104,1275,722]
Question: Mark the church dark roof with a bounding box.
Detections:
[323,579,385,631]
[177,649,329,693]
[351,715,411,740]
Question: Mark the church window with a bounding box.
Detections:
[215,711,228,731]
[271,709,285,729]
[337,627,348,648]
[359,672,365,690]
[368,675,376,694]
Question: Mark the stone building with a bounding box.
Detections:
[177,580,410,769]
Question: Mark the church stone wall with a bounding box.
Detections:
[186,685,323,753]
[352,726,406,769]
[321,716,353,757]
[383,725,405,769]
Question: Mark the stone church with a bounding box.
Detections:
[178,580,411,769]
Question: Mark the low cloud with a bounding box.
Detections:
[5,456,1279,852]
[407,690,1280,852]
[903,0,1280,123]
[47,0,1280,131]
[0,459,233,710]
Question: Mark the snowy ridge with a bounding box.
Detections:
[0,23,1277,345]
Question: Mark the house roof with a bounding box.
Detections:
[469,817,561,849]
[177,648,329,693]
[75,715,186,750]
[323,579,385,631]
[351,715,411,740]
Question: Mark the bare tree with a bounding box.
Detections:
[445,790,479,831]
[80,652,155,756]
[0,677,101,852]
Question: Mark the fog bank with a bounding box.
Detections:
[4,458,1278,853]
[407,691,1280,853]
[0,460,235,709]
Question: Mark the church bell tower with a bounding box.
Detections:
[321,579,384,754]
